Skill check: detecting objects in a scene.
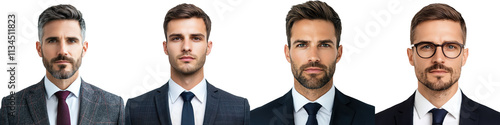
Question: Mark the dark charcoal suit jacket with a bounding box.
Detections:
[125,81,250,125]
[0,78,125,125]
[376,91,500,125]
[251,87,374,125]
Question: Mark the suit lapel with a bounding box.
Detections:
[271,90,295,125]
[78,80,98,124]
[330,87,355,125]
[26,79,50,124]
[394,92,415,125]
[155,82,172,125]
[203,81,220,125]
[459,92,478,125]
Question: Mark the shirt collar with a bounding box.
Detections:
[414,89,462,119]
[168,78,207,104]
[292,84,335,113]
[44,74,82,99]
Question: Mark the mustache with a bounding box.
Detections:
[50,54,74,63]
[300,62,327,71]
[176,52,197,59]
[425,63,453,73]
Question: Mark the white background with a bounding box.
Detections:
[1,0,499,113]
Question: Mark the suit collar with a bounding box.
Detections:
[394,92,415,125]
[154,82,172,125]
[77,79,99,124]
[459,92,479,125]
[330,87,354,125]
[271,89,295,125]
[26,78,50,125]
[203,81,220,125]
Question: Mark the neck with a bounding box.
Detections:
[294,79,333,101]
[171,67,204,90]
[417,82,459,108]
[46,71,79,90]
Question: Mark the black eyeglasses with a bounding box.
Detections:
[411,42,464,59]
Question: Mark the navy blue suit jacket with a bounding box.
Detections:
[125,81,250,125]
[250,87,374,125]
[376,91,500,125]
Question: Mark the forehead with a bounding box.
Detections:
[42,20,82,39]
[291,19,336,41]
[167,18,206,35]
[414,20,463,44]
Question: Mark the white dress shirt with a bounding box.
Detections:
[168,78,207,125]
[45,75,81,125]
[292,84,335,125]
[413,89,462,125]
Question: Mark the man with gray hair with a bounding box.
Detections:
[1,4,124,125]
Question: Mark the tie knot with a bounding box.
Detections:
[181,91,195,102]
[430,108,448,125]
[55,91,71,101]
[303,103,322,116]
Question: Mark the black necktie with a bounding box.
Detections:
[430,108,448,125]
[181,92,195,125]
[55,91,71,125]
[304,103,322,125]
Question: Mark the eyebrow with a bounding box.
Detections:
[44,37,80,42]
[292,40,309,45]
[319,40,334,44]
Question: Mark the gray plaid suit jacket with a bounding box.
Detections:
[0,78,125,125]
[125,81,250,125]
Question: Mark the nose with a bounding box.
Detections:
[308,47,320,63]
[57,40,69,56]
[182,40,192,53]
[431,46,445,64]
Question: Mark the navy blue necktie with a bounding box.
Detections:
[181,92,195,125]
[304,103,322,125]
[430,108,448,125]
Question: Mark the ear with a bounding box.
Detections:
[206,41,213,55]
[407,48,415,66]
[461,48,469,66]
[81,41,88,57]
[163,41,169,55]
[36,41,42,57]
[285,44,291,63]
[335,45,343,63]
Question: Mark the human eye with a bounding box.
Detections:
[192,37,202,41]
[47,39,56,43]
[296,43,306,48]
[171,37,181,41]
[320,43,331,47]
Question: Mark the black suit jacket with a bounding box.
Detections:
[125,81,250,125]
[0,78,125,125]
[251,87,374,125]
[376,91,500,125]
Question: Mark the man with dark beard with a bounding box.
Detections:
[0,4,124,125]
[250,1,374,125]
[125,3,249,125]
[376,3,500,125]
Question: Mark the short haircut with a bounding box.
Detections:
[38,4,86,42]
[163,3,212,41]
[410,3,466,44]
[286,1,342,48]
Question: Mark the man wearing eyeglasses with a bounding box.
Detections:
[376,3,500,125]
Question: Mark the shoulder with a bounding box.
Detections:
[2,82,44,103]
[127,84,165,104]
[337,89,374,111]
[462,94,500,122]
[83,82,123,104]
[251,91,290,118]
[210,84,247,102]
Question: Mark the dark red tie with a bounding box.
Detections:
[55,91,71,125]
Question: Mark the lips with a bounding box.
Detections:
[54,60,70,64]
[304,67,323,74]
[179,56,194,62]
